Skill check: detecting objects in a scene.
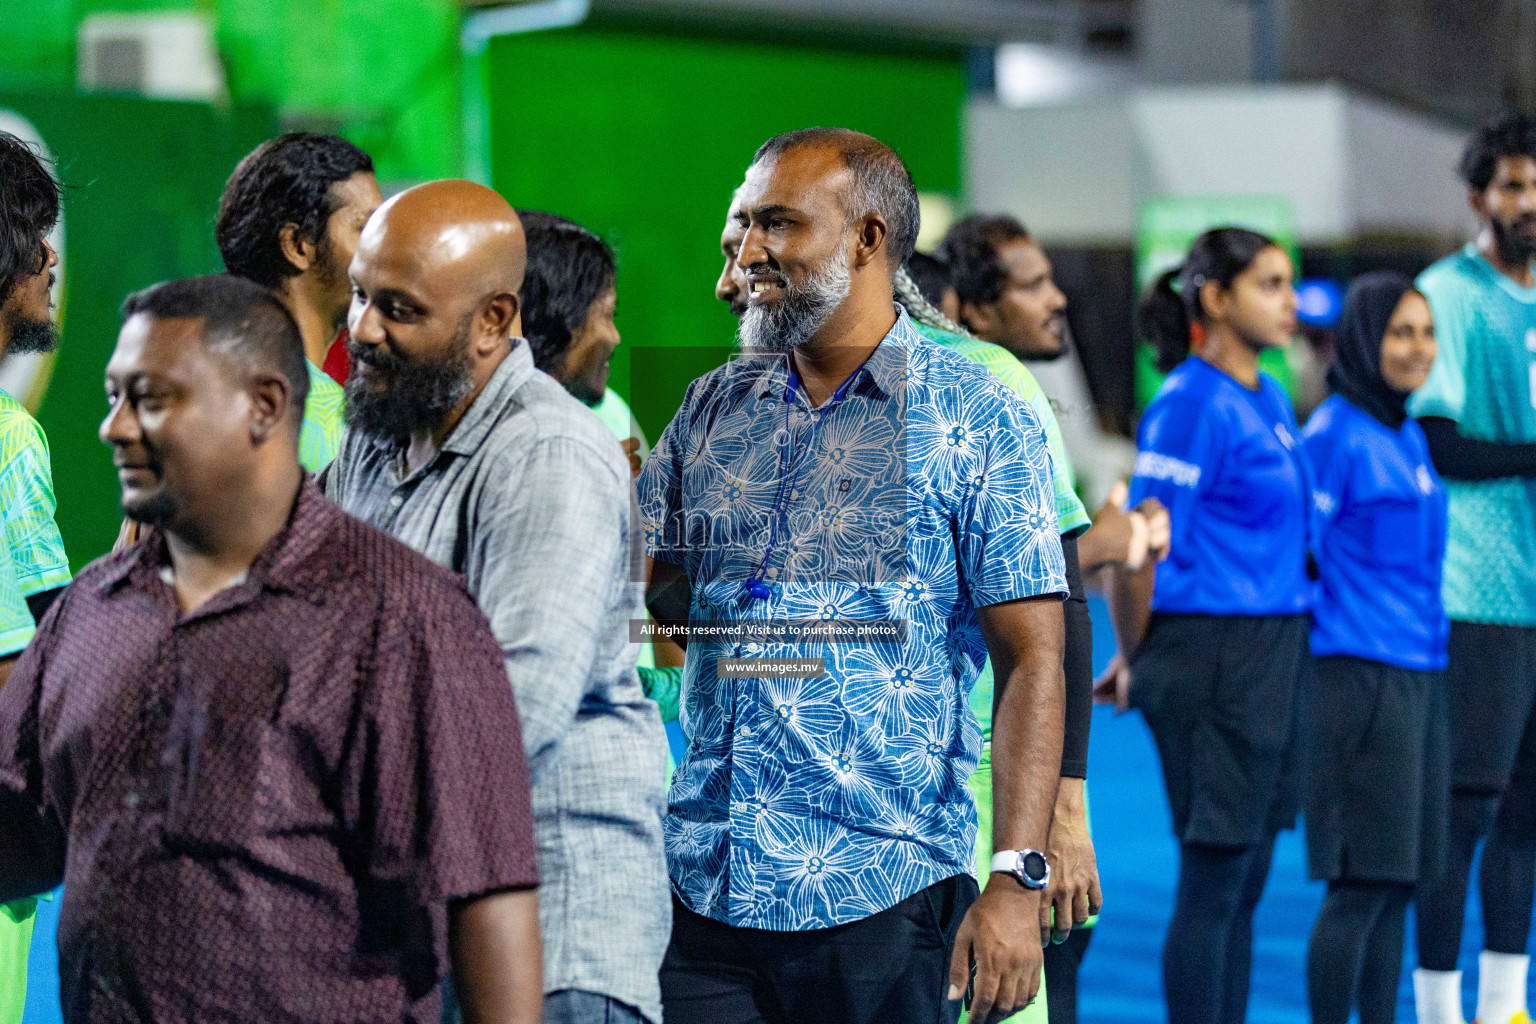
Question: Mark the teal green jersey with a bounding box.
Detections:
[0,392,55,1014]
[1409,245,1536,626]
[0,544,35,658]
[916,323,1089,743]
[298,361,346,473]
[0,389,70,597]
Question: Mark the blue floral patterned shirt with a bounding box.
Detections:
[638,309,1067,931]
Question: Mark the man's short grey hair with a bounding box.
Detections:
[751,128,921,266]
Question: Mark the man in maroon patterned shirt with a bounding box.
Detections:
[0,274,543,1024]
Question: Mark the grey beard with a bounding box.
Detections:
[737,258,852,352]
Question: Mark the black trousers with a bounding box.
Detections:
[660,874,979,1024]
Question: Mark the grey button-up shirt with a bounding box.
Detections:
[324,341,669,1023]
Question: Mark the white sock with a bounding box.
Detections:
[1416,968,1465,1024]
[1477,951,1529,1024]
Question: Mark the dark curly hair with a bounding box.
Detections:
[1460,112,1536,191]
[517,210,617,375]
[215,133,374,290]
[935,214,1031,310]
[0,131,60,307]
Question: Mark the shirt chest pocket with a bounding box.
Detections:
[162,715,330,853]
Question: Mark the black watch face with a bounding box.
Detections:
[1021,851,1048,882]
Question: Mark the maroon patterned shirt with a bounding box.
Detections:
[0,479,539,1023]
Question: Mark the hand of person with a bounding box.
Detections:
[948,883,1045,1024]
[620,436,642,479]
[1089,482,1136,563]
[1092,653,1132,713]
[1136,497,1171,562]
[1042,780,1103,943]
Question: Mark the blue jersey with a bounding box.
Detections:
[1408,244,1536,626]
[1305,395,1448,670]
[1128,358,1312,616]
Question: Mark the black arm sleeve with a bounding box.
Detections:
[1060,534,1092,780]
[24,587,64,626]
[1420,416,1536,481]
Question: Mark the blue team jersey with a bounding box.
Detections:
[1128,357,1312,617]
[1305,395,1448,670]
[1408,244,1536,626]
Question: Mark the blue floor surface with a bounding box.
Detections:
[20,599,1534,1023]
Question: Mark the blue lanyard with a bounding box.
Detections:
[740,359,859,602]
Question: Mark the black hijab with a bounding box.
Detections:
[1328,271,1416,429]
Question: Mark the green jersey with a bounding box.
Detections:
[0,390,64,1024]
[299,361,346,473]
[0,898,35,1024]
[0,389,70,598]
[1409,245,1536,626]
[915,323,1089,743]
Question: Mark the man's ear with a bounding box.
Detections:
[852,215,889,270]
[959,299,998,338]
[476,293,521,356]
[277,223,315,275]
[1470,188,1489,221]
[248,372,293,446]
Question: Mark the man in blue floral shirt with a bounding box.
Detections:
[641,128,1068,1024]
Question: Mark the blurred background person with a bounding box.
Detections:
[0,128,71,1024]
[1410,112,1536,1024]
[216,132,382,472]
[897,251,1172,1024]
[517,210,643,463]
[715,191,748,318]
[897,255,1100,1024]
[1302,273,1447,1024]
[1121,227,1306,1024]
[937,215,1137,510]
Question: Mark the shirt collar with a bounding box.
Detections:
[441,339,535,457]
[749,305,916,404]
[99,475,340,605]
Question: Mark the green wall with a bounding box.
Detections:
[483,26,964,442]
[0,0,460,185]
[1,93,275,567]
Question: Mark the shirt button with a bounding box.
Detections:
[389,494,404,509]
[739,726,754,739]
[96,976,111,994]
[122,792,139,809]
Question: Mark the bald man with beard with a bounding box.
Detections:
[324,181,670,1024]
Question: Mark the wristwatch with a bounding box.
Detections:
[990,849,1050,891]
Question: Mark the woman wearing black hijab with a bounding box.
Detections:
[1301,273,1450,1024]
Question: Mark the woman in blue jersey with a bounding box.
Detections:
[1303,273,1447,1024]
[1122,227,1306,1024]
